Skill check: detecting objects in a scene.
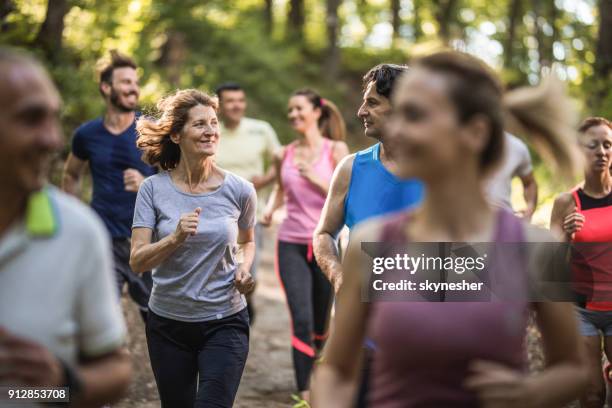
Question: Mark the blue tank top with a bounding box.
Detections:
[344,143,423,229]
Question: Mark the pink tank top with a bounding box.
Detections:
[278,139,335,244]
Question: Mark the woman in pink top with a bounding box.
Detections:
[262,89,349,401]
[312,51,588,407]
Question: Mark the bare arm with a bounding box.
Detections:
[300,171,332,195]
[520,172,538,221]
[464,301,587,408]
[130,207,202,273]
[550,193,576,242]
[252,165,277,191]
[262,149,286,226]
[464,227,587,407]
[235,227,256,293]
[313,154,355,292]
[62,153,87,197]
[237,227,255,272]
[255,124,282,191]
[130,228,182,273]
[73,348,132,407]
[526,301,588,407]
[0,329,131,408]
[311,222,376,408]
[298,141,350,196]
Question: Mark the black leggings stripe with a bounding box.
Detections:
[276,240,334,391]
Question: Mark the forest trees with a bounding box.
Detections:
[0,0,609,142]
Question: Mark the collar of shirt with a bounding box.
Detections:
[0,187,59,266]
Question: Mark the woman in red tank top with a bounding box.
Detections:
[312,51,588,408]
[551,116,612,407]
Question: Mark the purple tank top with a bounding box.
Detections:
[367,209,529,408]
[278,139,335,244]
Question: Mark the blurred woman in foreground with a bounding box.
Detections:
[312,51,588,408]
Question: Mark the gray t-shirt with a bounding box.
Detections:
[133,171,256,322]
[484,133,533,210]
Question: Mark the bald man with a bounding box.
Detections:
[0,47,131,407]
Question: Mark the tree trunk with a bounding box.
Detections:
[264,0,273,35]
[287,0,304,42]
[0,0,13,20]
[548,0,559,64]
[532,0,547,69]
[503,0,521,69]
[391,0,401,40]
[34,0,70,59]
[413,0,423,40]
[325,0,341,80]
[156,31,187,87]
[596,0,612,78]
[433,0,458,42]
[0,0,14,32]
[532,0,558,69]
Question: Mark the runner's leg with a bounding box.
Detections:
[277,241,315,392]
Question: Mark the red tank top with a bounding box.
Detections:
[571,189,612,311]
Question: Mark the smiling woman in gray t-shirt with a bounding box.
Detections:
[129,89,256,408]
[133,170,255,320]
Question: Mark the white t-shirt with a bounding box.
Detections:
[484,133,533,210]
[0,187,125,371]
[217,117,280,219]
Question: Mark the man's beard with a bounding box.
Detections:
[110,87,138,112]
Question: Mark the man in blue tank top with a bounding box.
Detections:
[313,64,423,293]
[313,64,423,408]
[62,51,156,322]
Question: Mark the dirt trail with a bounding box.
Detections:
[116,226,296,408]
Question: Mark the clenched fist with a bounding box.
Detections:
[563,207,585,238]
[123,168,145,192]
[235,267,255,294]
[173,207,202,244]
[0,327,65,387]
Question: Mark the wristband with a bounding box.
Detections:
[59,359,83,404]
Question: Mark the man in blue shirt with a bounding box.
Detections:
[314,64,423,293]
[62,51,155,321]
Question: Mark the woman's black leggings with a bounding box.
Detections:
[276,240,334,391]
[146,308,249,408]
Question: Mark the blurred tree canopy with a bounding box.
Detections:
[0,0,610,155]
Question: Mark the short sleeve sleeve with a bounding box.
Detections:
[132,178,156,229]
[263,122,281,157]
[238,182,257,230]
[71,128,89,161]
[515,142,533,177]
[76,220,126,357]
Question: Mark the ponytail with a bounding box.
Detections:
[319,99,346,141]
[415,51,582,180]
[503,76,582,178]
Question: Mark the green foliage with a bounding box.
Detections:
[0,0,609,159]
